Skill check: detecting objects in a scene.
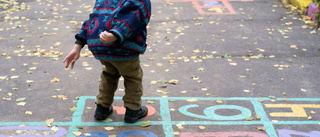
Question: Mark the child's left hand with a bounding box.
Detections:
[100,31,118,43]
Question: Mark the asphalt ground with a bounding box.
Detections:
[0,0,320,136]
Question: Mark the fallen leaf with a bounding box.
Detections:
[11,76,19,79]
[8,93,13,96]
[255,115,261,120]
[168,79,179,85]
[172,132,180,135]
[101,118,113,123]
[45,118,54,127]
[73,132,82,136]
[139,121,151,127]
[245,117,254,121]
[104,127,114,131]
[17,102,26,106]
[16,97,26,102]
[85,67,93,70]
[50,77,60,83]
[308,116,313,120]
[311,111,316,114]
[25,111,32,115]
[216,100,223,104]
[0,76,7,80]
[272,120,279,123]
[26,71,33,74]
[257,126,266,131]
[198,126,206,129]
[70,106,76,111]
[26,80,34,83]
[51,126,59,132]
[229,63,237,66]
[186,99,198,102]
[176,122,185,129]
[198,67,205,71]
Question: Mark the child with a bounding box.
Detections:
[63,0,152,123]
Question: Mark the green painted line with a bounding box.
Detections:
[160,98,174,137]
[251,100,278,137]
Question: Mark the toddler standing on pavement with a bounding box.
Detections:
[63,0,152,123]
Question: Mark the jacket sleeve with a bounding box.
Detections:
[75,20,89,47]
[109,0,151,43]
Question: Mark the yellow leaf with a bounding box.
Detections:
[50,77,60,83]
[193,49,200,53]
[198,126,206,129]
[229,63,237,66]
[172,132,180,135]
[104,127,114,131]
[186,99,198,102]
[73,132,82,136]
[45,118,54,127]
[257,126,266,131]
[25,111,32,115]
[255,115,261,120]
[216,100,223,104]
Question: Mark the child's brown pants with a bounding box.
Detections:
[96,57,143,111]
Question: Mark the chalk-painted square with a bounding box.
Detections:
[81,98,160,123]
[169,100,257,121]
[173,125,268,137]
[263,100,320,121]
[0,126,69,137]
[273,125,320,137]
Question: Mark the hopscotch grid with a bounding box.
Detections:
[1,96,320,137]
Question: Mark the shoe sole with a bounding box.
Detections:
[94,107,113,120]
[124,109,148,123]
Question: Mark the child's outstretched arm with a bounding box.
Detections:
[63,43,82,69]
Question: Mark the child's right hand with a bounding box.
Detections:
[100,31,117,43]
[63,44,82,69]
